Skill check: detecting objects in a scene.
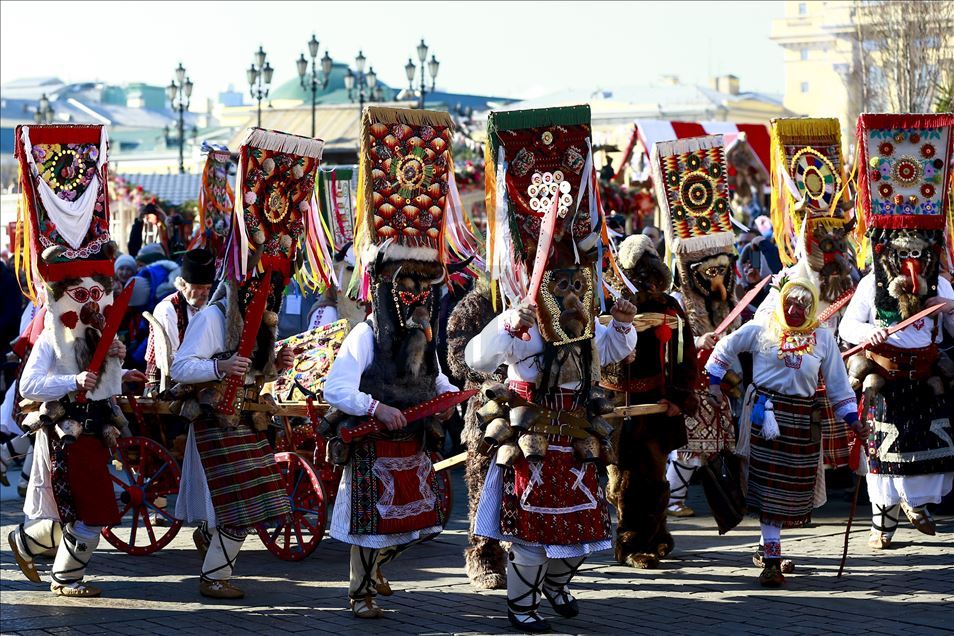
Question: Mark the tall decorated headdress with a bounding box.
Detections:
[485,105,623,347]
[14,124,122,400]
[222,127,330,287]
[352,106,481,301]
[318,165,358,254]
[652,135,738,335]
[189,142,234,261]
[14,124,113,293]
[854,113,954,322]
[769,117,854,265]
[211,128,329,384]
[768,118,857,305]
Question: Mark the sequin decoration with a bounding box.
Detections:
[527,171,573,218]
[30,142,109,260]
[271,319,350,402]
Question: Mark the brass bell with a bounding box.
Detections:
[600,438,619,466]
[482,382,512,403]
[483,417,514,445]
[55,418,83,444]
[509,405,538,431]
[39,401,66,421]
[588,396,615,417]
[476,399,507,427]
[518,432,548,462]
[496,441,523,468]
[587,416,614,440]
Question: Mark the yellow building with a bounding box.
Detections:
[771,0,954,144]
[771,1,860,144]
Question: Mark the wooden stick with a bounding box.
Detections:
[605,403,669,419]
[841,304,943,359]
[433,451,468,472]
[838,474,863,578]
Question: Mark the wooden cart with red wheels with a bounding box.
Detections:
[102,435,183,555]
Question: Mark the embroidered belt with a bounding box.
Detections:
[753,386,814,415]
[866,343,938,381]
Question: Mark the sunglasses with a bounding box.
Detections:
[65,285,106,304]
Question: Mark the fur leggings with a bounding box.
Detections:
[613,430,674,561]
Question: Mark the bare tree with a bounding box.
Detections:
[853,0,954,113]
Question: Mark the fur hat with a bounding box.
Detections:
[181,248,215,284]
[618,234,657,270]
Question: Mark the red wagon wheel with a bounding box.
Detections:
[257,452,328,561]
[102,436,182,555]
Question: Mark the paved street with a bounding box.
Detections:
[1,470,951,636]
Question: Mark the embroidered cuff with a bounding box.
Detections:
[832,397,857,420]
[611,319,633,335]
[708,373,723,385]
[843,412,858,425]
[367,399,379,417]
[763,541,782,558]
[213,359,224,380]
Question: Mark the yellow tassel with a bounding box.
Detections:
[770,118,844,267]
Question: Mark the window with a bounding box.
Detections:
[800,48,809,61]
[800,81,810,93]
[798,2,807,15]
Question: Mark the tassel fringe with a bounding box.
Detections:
[243,127,325,159]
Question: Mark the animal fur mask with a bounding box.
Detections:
[872,228,942,323]
[676,248,737,335]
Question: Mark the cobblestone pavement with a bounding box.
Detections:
[1,471,951,636]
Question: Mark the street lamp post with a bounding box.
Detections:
[33,93,55,124]
[166,63,193,174]
[297,35,333,138]
[405,39,440,109]
[248,46,274,128]
[344,50,380,116]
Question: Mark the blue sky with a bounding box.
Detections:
[0,1,786,104]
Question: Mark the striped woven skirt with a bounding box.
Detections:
[747,389,819,528]
[817,384,850,469]
[193,423,290,530]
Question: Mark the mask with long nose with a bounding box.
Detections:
[875,229,940,321]
[807,220,854,303]
[686,252,736,330]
